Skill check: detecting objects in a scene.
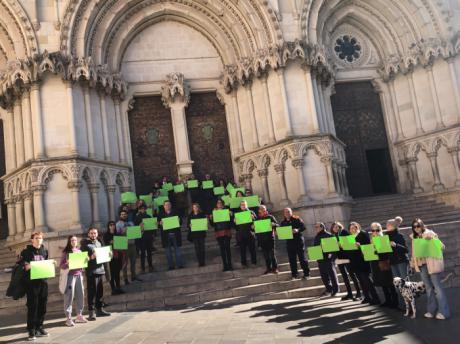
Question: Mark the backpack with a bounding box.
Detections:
[6,261,27,300]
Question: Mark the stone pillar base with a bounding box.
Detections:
[433,183,445,193]
[177,160,194,178]
[413,187,424,194]
[297,195,312,205]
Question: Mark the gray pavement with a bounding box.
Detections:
[1,288,459,343]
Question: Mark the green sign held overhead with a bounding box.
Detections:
[339,235,358,251]
[191,218,208,231]
[139,195,153,206]
[234,211,253,225]
[154,196,169,208]
[213,186,225,195]
[162,216,180,230]
[113,236,128,250]
[254,219,272,233]
[68,252,88,270]
[244,195,260,208]
[143,217,158,230]
[307,246,323,261]
[202,180,214,189]
[121,192,137,204]
[360,244,379,261]
[212,209,230,223]
[162,183,173,192]
[187,180,199,189]
[226,183,234,193]
[372,235,393,254]
[277,226,293,240]
[30,260,56,280]
[321,237,340,253]
[127,226,142,239]
[174,184,185,193]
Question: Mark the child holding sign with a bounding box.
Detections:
[410,218,450,319]
[20,231,51,341]
[60,235,87,326]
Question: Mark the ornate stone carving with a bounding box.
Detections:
[161,73,190,108]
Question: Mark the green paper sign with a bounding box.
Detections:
[321,237,340,253]
[245,195,260,208]
[413,238,443,259]
[187,180,199,189]
[146,208,153,217]
[277,226,293,240]
[234,211,253,225]
[413,238,429,258]
[221,195,231,206]
[339,235,358,251]
[69,252,88,270]
[162,183,173,191]
[143,217,158,230]
[191,218,208,231]
[230,197,245,209]
[231,188,246,198]
[154,196,169,208]
[307,246,324,261]
[96,246,112,264]
[30,260,56,280]
[113,236,128,250]
[213,209,230,223]
[254,219,272,233]
[428,239,443,259]
[121,192,137,204]
[139,195,153,206]
[202,180,214,189]
[127,226,142,239]
[174,184,185,193]
[360,244,379,261]
[213,186,225,195]
[159,189,169,197]
[162,216,180,230]
[226,183,234,193]
[372,235,393,254]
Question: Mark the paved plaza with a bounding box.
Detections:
[1,288,458,344]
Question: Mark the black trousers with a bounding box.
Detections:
[87,273,104,311]
[217,236,232,270]
[382,285,399,306]
[26,281,48,331]
[338,263,361,296]
[287,239,309,277]
[318,260,339,293]
[109,257,122,290]
[193,237,206,266]
[140,236,153,270]
[260,239,277,271]
[356,271,380,303]
[240,235,257,265]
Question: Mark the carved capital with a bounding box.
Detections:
[447,147,460,154]
[161,73,190,108]
[274,164,285,174]
[426,152,438,159]
[106,185,117,193]
[32,185,47,193]
[68,181,82,190]
[258,169,269,178]
[320,156,333,164]
[241,173,253,181]
[291,158,304,169]
[88,183,100,193]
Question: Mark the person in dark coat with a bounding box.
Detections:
[331,221,361,300]
[348,222,380,305]
[102,221,124,295]
[370,222,398,308]
[386,218,409,279]
[20,232,50,340]
[256,205,279,274]
[280,208,310,279]
[201,174,216,215]
[313,222,339,296]
[134,204,154,273]
[234,200,257,267]
[187,203,208,267]
[158,200,184,270]
[210,199,233,271]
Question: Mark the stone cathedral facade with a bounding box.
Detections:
[1,0,460,251]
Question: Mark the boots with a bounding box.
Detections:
[96,308,111,317]
[88,310,96,321]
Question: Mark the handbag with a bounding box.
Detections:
[58,268,69,294]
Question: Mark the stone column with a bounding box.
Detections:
[98,91,111,160]
[22,90,35,161]
[407,158,424,193]
[292,158,311,203]
[244,83,260,149]
[322,156,338,196]
[340,164,349,195]
[427,152,445,192]
[448,148,460,187]
[68,181,83,229]
[257,169,272,208]
[106,185,116,221]
[231,91,245,153]
[15,197,26,240]
[389,79,405,140]
[332,162,342,195]
[33,185,47,231]
[447,58,460,123]
[316,79,328,132]
[325,84,337,136]
[23,192,35,238]
[274,164,290,207]
[89,184,101,229]
[83,85,96,158]
[13,97,25,166]
[303,66,321,134]
[277,68,293,137]
[30,83,46,159]
[241,174,253,192]
[426,65,445,129]
[5,106,16,171]
[66,81,78,155]
[260,74,276,143]
[407,71,424,135]
[6,200,16,241]
[161,73,193,177]
[113,97,126,163]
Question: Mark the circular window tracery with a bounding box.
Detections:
[334,35,361,63]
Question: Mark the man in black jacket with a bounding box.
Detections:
[158,200,184,270]
[21,231,50,341]
[135,204,154,273]
[280,208,310,279]
[81,227,110,321]
[256,205,278,274]
[234,200,257,267]
[313,222,339,296]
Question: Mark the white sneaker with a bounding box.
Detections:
[65,318,75,327]
[424,312,434,318]
[75,315,88,323]
[435,313,446,320]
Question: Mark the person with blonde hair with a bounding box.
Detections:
[386,218,409,279]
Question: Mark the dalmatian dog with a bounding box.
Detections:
[393,277,426,318]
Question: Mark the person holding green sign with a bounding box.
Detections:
[210,199,233,271]
[331,222,361,301]
[313,223,339,297]
[103,222,124,295]
[256,206,279,274]
[60,235,87,326]
[187,203,208,267]
[348,222,380,305]
[116,210,141,284]
[386,218,410,280]
[279,208,310,280]
[135,204,154,273]
[158,200,184,270]
[20,231,51,340]
[410,218,450,319]
[234,200,257,267]
[202,174,217,215]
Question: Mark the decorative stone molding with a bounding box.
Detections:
[160,73,190,108]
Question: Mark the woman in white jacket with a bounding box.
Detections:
[410,218,450,319]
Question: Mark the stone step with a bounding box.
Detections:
[350,203,456,218]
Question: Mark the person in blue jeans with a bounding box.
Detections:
[386,218,409,279]
[159,201,184,270]
[410,218,450,319]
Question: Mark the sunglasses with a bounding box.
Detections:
[370,229,380,232]
[413,224,422,228]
